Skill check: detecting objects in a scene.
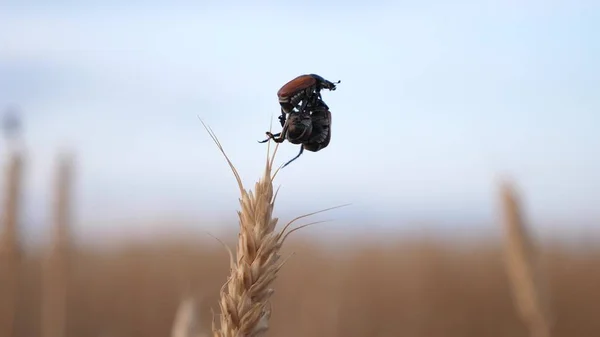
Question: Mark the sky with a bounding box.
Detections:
[0,1,599,243]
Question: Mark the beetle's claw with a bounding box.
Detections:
[258,131,275,143]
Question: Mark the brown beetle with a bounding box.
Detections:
[259,99,332,168]
[276,74,340,127]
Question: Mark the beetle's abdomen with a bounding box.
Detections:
[286,113,312,144]
[277,75,317,99]
[304,109,332,152]
[287,125,311,144]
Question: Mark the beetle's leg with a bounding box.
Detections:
[264,131,284,142]
[258,132,281,143]
[278,109,287,127]
[270,131,287,143]
[282,146,304,168]
[259,117,289,143]
[270,121,289,143]
[262,127,287,144]
[297,98,310,115]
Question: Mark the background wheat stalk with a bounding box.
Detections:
[0,151,23,337]
[200,119,346,337]
[171,296,202,337]
[500,180,552,337]
[42,153,74,337]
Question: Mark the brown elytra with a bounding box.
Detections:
[277,74,318,99]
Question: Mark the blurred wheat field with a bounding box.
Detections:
[5,237,600,337]
[2,141,600,337]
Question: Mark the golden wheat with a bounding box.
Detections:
[200,119,346,337]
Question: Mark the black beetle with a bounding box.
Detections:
[259,99,332,168]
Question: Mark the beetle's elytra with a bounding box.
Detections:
[277,74,318,98]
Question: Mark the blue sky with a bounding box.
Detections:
[0,1,599,242]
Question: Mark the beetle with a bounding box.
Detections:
[259,99,332,168]
[276,74,340,127]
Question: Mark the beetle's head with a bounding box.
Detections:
[308,74,341,91]
[322,79,341,91]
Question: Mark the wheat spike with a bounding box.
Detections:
[199,118,347,337]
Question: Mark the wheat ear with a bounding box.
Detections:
[199,118,347,337]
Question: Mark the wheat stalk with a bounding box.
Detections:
[199,118,347,337]
[171,296,203,337]
[0,151,23,337]
[42,153,73,337]
[499,180,551,337]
